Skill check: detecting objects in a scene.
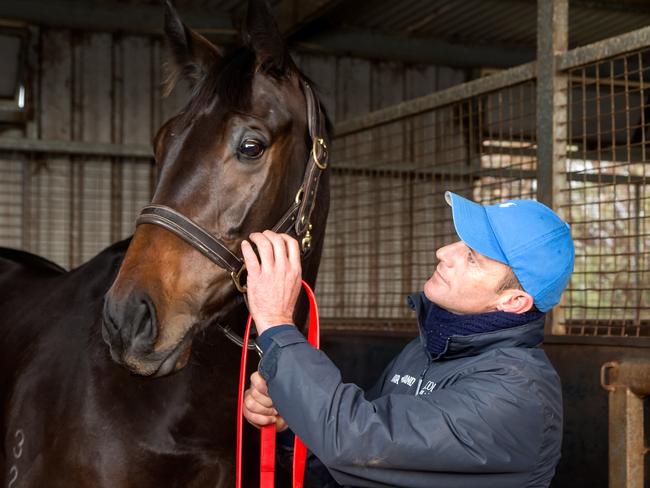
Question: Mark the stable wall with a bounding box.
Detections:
[0,25,467,269]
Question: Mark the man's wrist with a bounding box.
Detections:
[254,318,295,336]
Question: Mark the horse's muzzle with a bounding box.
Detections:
[102,290,160,373]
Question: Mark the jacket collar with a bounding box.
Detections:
[407,292,545,361]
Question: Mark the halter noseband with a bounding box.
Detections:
[135,81,329,294]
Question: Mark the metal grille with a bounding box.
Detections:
[319,81,537,331]
[0,155,155,268]
[560,48,650,336]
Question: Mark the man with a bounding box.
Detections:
[241,191,574,488]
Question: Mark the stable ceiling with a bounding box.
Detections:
[1,0,649,68]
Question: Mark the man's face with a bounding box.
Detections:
[424,241,511,315]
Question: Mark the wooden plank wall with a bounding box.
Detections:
[0,27,466,273]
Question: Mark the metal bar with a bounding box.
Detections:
[0,138,152,159]
[608,387,645,488]
[331,165,648,185]
[558,25,650,71]
[333,62,536,137]
[545,334,650,347]
[536,0,568,334]
[600,360,649,488]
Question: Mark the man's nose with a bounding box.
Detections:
[435,241,463,264]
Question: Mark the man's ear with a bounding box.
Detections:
[496,290,535,314]
[163,0,223,96]
[242,0,288,75]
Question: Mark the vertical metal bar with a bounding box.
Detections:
[608,60,616,337]
[110,34,123,243]
[536,0,569,334]
[68,33,78,269]
[608,387,645,488]
[21,158,30,251]
[634,182,641,329]
[595,57,604,330]
[402,113,414,300]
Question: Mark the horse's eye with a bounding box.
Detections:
[239,139,265,159]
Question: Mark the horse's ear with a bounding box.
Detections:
[242,0,289,75]
[163,0,222,96]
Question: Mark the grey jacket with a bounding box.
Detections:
[259,293,563,488]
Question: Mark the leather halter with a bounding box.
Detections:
[135,81,328,296]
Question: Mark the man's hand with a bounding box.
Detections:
[243,371,288,432]
[241,231,302,336]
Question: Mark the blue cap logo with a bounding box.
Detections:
[445,192,575,312]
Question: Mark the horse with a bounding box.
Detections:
[0,0,330,486]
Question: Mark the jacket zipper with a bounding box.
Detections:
[414,359,432,396]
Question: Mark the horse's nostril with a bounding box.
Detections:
[101,298,121,343]
[130,297,157,349]
[101,291,158,353]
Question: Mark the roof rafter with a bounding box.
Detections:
[297,29,535,68]
[0,0,235,35]
[274,0,343,37]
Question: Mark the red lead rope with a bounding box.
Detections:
[236,280,320,488]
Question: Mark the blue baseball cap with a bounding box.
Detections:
[445,191,575,312]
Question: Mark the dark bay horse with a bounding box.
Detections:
[0,1,329,486]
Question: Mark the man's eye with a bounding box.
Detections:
[239,139,265,159]
[467,251,476,263]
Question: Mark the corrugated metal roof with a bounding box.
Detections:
[328,0,650,49]
[2,0,649,66]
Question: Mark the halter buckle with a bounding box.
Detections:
[301,224,313,252]
[231,265,247,293]
[312,138,328,170]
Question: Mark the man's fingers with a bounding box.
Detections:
[275,416,289,432]
[250,386,276,410]
[281,234,301,270]
[245,412,277,428]
[248,372,277,411]
[250,371,268,394]
[241,240,260,276]
[244,391,276,416]
[263,230,288,266]
[249,232,274,268]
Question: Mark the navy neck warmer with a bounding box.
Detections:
[424,303,544,358]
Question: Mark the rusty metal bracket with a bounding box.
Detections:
[600,361,619,392]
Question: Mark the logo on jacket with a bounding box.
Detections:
[390,374,417,387]
[418,380,437,395]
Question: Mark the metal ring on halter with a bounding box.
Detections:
[312,138,328,170]
[295,186,305,204]
[231,266,247,293]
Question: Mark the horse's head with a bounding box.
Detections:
[102,0,329,377]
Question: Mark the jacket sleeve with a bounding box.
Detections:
[259,328,544,488]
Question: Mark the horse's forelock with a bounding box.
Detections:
[174,45,307,130]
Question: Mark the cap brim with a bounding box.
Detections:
[445,191,508,264]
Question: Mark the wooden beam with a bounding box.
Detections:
[297,29,535,68]
[0,137,152,158]
[275,0,343,37]
[0,0,235,35]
